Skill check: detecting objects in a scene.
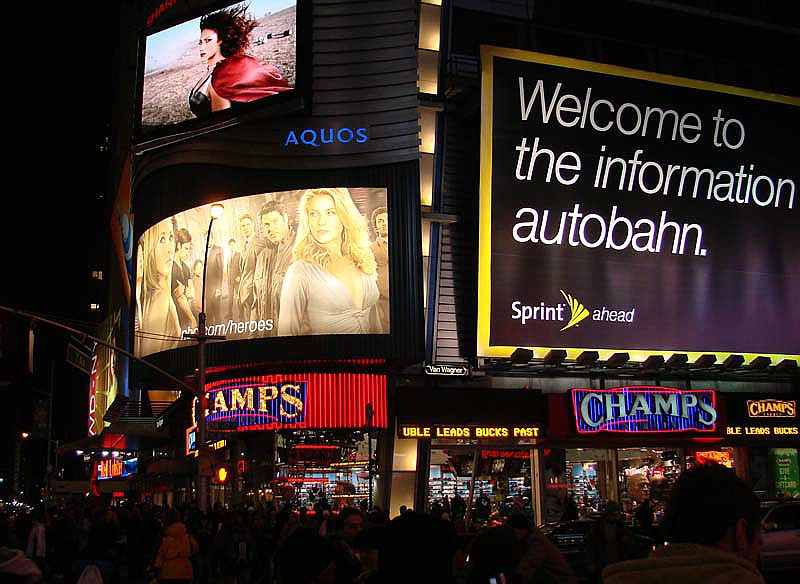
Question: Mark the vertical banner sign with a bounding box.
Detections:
[88,344,99,437]
[477,47,800,361]
[770,448,800,498]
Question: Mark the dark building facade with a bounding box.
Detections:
[82,0,798,517]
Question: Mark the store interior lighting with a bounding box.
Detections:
[721,354,745,370]
[605,352,630,368]
[694,354,717,368]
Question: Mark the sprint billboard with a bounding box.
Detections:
[478,47,800,361]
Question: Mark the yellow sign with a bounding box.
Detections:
[726,426,798,436]
[398,424,540,439]
[747,399,796,418]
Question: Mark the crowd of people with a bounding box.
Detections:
[0,462,770,584]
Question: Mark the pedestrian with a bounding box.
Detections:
[634,498,655,535]
[586,501,633,582]
[505,513,577,584]
[154,510,199,584]
[603,462,766,584]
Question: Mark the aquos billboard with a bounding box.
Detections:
[477,46,800,362]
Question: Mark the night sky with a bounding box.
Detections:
[0,3,118,494]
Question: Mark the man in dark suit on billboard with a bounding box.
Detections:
[255,201,296,331]
[227,238,242,322]
[238,214,267,322]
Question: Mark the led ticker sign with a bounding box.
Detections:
[572,387,717,434]
[723,394,798,441]
[97,458,138,480]
[398,424,541,440]
[205,373,387,431]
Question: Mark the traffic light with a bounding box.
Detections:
[216,464,229,483]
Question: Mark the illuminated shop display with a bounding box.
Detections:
[97,458,139,480]
[572,387,717,433]
[205,372,387,431]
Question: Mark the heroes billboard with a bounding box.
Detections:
[135,186,389,357]
[477,47,800,362]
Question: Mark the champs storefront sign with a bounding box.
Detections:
[204,372,387,431]
[571,387,717,434]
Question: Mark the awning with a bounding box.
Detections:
[58,417,168,454]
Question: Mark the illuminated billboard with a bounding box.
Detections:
[141,0,298,135]
[571,387,717,434]
[135,187,389,357]
[204,372,387,431]
[478,47,800,363]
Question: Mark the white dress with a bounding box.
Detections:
[278,260,380,335]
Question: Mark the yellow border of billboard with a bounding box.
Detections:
[477,45,800,364]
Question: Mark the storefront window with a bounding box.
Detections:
[618,447,683,522]
[428,447,535,525]
[236,429,380,510]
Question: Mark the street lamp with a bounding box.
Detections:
[186,202,226,512]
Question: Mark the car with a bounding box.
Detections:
[541,518,656,582]
[759,500,800,584]
[541,519,596,581]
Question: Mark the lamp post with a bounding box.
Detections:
[186,203,226,512]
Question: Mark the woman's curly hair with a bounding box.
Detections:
[200,3,257,57]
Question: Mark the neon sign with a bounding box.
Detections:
[747,399,796,418]
[207,381,306,430]
[97,458,138,480]
[204,373,387,431]
[572,387,717,433]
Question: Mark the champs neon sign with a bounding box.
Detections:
[572,387,717,433]
[206,381,306,430]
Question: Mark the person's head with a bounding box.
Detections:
[662,462,762,563]
[229,238,237,251]
[199,4,257,64]
[279,527,336,584]
[259,201,291,244]
[467,525,520,584]
[292,188,376,274]
[371,206,388,239]
[143,219,175,288]
[337,507,364,543]
[239,214,255,239]
[604,500,622,523]
[175,228,193,262]
[193,259,204,278]
[504,512,532,544]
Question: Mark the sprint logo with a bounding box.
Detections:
[559,290,590,331]
[511,291,636,330]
